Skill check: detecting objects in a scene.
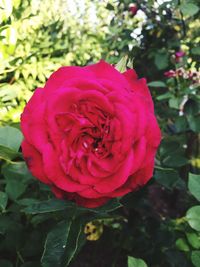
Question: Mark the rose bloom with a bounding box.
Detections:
[21,60,161,208]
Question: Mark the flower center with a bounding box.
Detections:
[81,123,110,158]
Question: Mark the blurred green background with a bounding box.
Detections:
[0,0,200,267]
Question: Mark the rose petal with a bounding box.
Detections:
[21,140,50,184]
[21,88,48,153]
[85,60,131,91]
[123,72,154,112]
[129,160,155,188]
[94,149,134,193]
[145,113,162,148]
[131,137,147,174]
[123,69,138,80]
[44,66,94,96]
[42,143,88,192]
[74,194,110,208]
[52,186,109,208]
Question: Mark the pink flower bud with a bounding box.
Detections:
[129,5,138,15]
[164,70,176,78]
[175,51,185,62]
[175,51,185,58]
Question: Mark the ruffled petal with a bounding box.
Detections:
[94,149,134,193]
[21,140,50,184]
[74,195,110,208]
[123,69,138,81]
[44,66,94,96]
[42,143,88,192]
[123,71,154,112]
[85,60,131,91]
[21,88,48,153]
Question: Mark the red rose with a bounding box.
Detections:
[21,60,161,208]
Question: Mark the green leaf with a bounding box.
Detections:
[106,3,114,10]
[0,126,23,151]
[186,233,200,249]
[154,169,180,189]
[0,191,8,211]
[148,81,166,87]
[191,251,200,267]
[41,216,85,267]
[17,198,40,206]
[176,238,190,252]
[180,3,199,17]
[163,153,188,167]
[191,47,200,55]
[128,256,148,267]
[82,198,122,214]
[175,116,188,133]
[186,206,200,231]
[187,116,200,133]
[13,0,21,9]
[0,145,21,161]
[115,56,128,73]
[30,214,54,226]
[160,140,180,158]
[154,52,168,70]
[0,25,9,32]
[160,140,188,167]
[2,162,33,200]
[41,221,72,267]
[23,198,122,216]
[61,217,85,266]
[156,92,172,101]
[169,98,181,110]
[22,199,75,214]
[188,173,200,201]
[0,84,20,102]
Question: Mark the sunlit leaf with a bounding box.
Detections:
[188,173,200,201]
[128,256,148,267]
[176,238,190,252]
[186,206,200,231]
[2,162,33,200]
[0,126,22,151]
[115,56,128,73]
[180,3,199,17]
[186,233,200,249]
[191,251,200,267]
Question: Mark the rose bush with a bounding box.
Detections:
[20,60,161,208]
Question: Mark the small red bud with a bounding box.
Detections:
[129,5,138,16]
